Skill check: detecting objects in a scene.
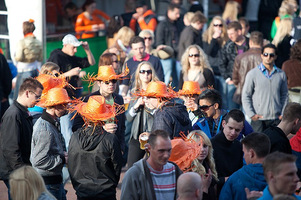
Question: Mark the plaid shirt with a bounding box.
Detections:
[258,63,281,79]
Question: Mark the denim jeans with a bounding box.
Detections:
[226,83,240,110]
[13,70,38,100]
[60,112,74,150]
[160,58,173,85]
[4,179,11,200]
[46,183,66,200]
[251,119,280,132]
[172,61,182,91]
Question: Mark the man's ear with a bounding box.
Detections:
[249,149,255,159]
[213,103,219,110]
[222,120,226,128]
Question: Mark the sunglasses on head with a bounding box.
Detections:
[213,24,223,27]
[199,104,214,111]
[103,79,117,84]
[139,70,152,74]
[188,54,200,58]
[144,37,152,40]
[263,53,275,58]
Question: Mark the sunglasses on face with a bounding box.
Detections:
[213,24,223,27]
[112,60,119,63]
[188,54,200,58]
[103,79,117,84]
[199,104,214,111]
[144,37,152,40]
[263,53,275,58]
[139,70,152,75]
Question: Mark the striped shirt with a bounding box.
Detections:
[146,162,176,200]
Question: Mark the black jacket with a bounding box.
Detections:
[72,92,126,151]
[0,53,12,100]
[218,39,249,80]
[177,25,203,61]
[151,102,192,138]
[68,126,123,200]
[0,101,33,180]
[155,19,180,54]
[264,126,292,154]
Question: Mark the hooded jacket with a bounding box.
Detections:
[219,163,267,200]
[151,102,192,138]
[68,126,123,200]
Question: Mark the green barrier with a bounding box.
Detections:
[46,36,107,95]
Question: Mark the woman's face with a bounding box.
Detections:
[86,2,96,14]
[188,47,200,66]
[111,55,119,71]
[143,34,153,49]
[212,19,223,33]
[197,140,209,162]
[139,64,152,84]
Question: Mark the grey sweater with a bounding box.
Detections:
[31,115,65,177]
[242,66,288,120]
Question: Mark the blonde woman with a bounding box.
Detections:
[9,166,55,200]
[222,1,240,24]
[203,16,228,75]
[105,26,135,66]
[126,61,159,168]
[180,45,214,89]
[187,130,218,199]
[272,17,293,67]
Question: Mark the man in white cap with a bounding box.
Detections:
[48,34,95,150]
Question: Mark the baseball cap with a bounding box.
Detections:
[62,34,81,47]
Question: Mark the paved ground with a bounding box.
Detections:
[0,167,126,200]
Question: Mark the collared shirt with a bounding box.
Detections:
[133,53,150,62]
[258,63,281,79]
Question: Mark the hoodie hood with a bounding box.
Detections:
[163,103,191,127]
[240,163,267,190]
[76,126,105,151]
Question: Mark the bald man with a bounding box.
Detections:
[177,172,203,200]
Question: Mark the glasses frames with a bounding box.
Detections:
[103,79,118,85]
[139,70,152,75]
[199,104,214,111]
[213,24,223,27]
[188,54,200,58]
[144,37,152,41]
[29,91,41,100]
[263,53,275,58]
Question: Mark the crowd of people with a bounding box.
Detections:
[1,0,301,199]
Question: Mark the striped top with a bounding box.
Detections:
[146,162,176,200]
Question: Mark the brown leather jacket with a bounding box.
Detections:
[232,48,262,104]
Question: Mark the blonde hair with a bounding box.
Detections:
[131,61,159,92]
[187,130,218,181]
[203,16,228,47]
[272,17,293,47]
[9,166,52,200]
[139,29,155,45]
[279,0,298,17]
[40,62,60,75]
[184,12,195,26]
[181,44,212,76]
[222,1,240,23]
[116,26,135,47]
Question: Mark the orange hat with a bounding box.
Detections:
[72,95,117,123]
[169,136,201,172]
[37,88,72,108]
[89,65,129,82]
[134,81,177,99]
[178,81,202,96]
[36,74,69,96]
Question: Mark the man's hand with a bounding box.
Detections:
[245,188,263,199]
[81,41,90,51]
[64,151,68,164]
[251,114,263,121]
[103,123,118,134]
